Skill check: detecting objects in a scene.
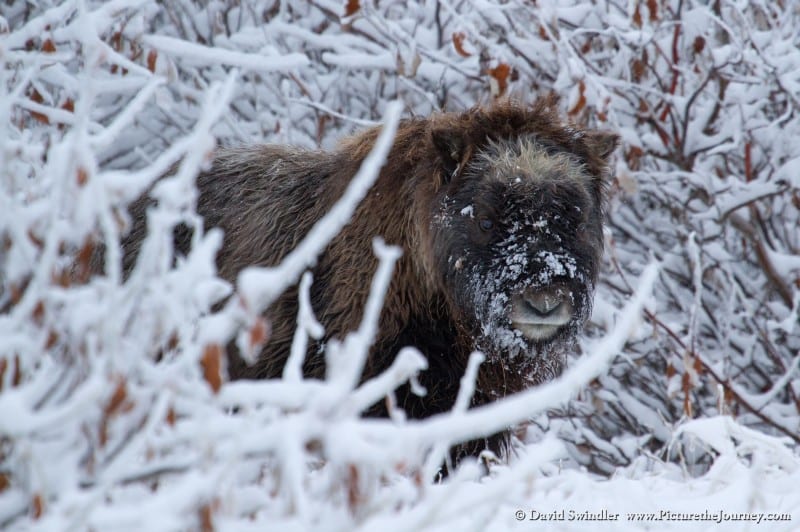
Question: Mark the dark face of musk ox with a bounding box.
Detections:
[429,137,605,383]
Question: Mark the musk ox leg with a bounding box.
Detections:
[362,315,512,474]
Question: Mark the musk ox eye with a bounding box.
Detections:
[479,218,494,231]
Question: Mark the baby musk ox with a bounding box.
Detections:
[123,96,618,462]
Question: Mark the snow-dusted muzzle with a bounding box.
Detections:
[510,286,574,341]
[464,245,594,363]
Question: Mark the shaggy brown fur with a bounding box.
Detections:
[121,96,618,463]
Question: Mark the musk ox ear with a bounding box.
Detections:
[584,130,620,161]
[431,127,468,182]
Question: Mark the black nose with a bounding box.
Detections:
[522,288,565,318]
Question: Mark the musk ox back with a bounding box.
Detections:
[123,96,619,461]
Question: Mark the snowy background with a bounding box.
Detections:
[1,0,799,530]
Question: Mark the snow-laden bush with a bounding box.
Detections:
[1,1,799,530]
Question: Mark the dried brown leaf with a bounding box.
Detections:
[568,80,587,115]
[693,36,706,55]
[693,356,704,376]
[452,32,471,57]
[631,58,645,82]
[110,31,122,51]
[316,114,330,145]
[344,0,360,17]
[28,89,49,124]
[59,98,74,129]
[44,330,58,350]
[199,503,214,532]
[632,3,643,27]
[12,355,20,387]
[76,238,94,282]
[27,228,44,248]
[347,464,360,513]
[682,372,693,417]
[32,493,43,519]
[647,0,658,21]
[626,146,644,170]
[201,344,223,393]
[52,267,70,288]
[32,300,45,324]
[10,284,23,306]
[487,63,510,96]
[76,167,88,187]
[147,49,157,73]
[105,378,128,418]
[249,317,270,351]
[166,331,180,351]
[99,378,129,447]
[538,25,550,41]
